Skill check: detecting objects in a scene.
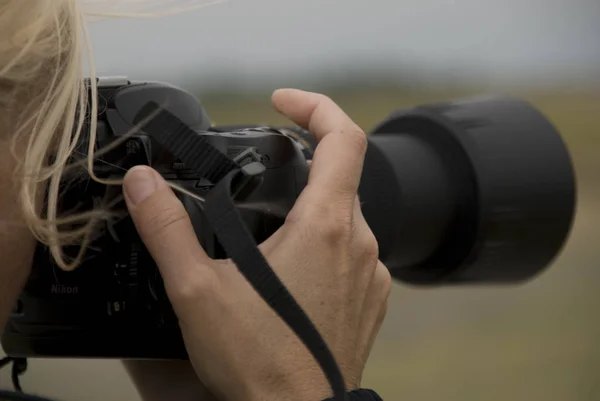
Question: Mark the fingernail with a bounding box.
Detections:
[124,166,157,205]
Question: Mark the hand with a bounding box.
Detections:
[121,89,392,401]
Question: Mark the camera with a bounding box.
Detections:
[1,77,576,360]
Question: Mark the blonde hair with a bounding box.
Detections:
[1,0,219,271]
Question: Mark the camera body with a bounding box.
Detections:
[1,77,577,360]
[3,77,312,359]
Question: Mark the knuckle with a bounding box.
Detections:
[169,268,217,303]
[376,292,390,326]
[344,126,368,154]
[303,211,352,246]
[146,204,188,235]
[303,201,353,235]
[374,264,392,300]
[318,222,349,245]
[360,230,380,262]
[317,214,352,244]
[354,231,380,283]
[312,94,335,117]
[316,93,334,106]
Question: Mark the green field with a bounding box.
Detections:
[2,88,599,401]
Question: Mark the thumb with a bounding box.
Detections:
[122,165,213,288]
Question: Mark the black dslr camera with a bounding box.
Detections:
[2,77,576,360]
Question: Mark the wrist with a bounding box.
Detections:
[322,389,384,401]
[239,366,331,401]
[124,360,217,401]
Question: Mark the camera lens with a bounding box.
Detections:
[359,96,576,285]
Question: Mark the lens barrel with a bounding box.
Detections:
[359,96,577,285]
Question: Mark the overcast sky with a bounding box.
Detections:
[86,0,600,88]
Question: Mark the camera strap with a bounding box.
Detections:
[135,103,348,401]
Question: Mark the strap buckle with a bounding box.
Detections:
[231,148,266,201]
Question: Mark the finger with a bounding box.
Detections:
[272,89,367,204]
[123,166,213,288]
[272,89,357,142]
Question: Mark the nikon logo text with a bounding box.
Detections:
[51,284,79,295]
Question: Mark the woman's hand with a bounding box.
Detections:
[122,89,391,401]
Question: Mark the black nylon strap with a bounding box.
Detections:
[323,389,384,401]
[203,169,347,401]
[135,104,348,401]
[0,391,60,401]
[134,102,239,183]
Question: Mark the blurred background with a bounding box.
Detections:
[2,0,600,399]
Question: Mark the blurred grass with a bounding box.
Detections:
[202,88,600,401]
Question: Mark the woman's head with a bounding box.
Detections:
[0,0,215,271]
[1,0,89,271]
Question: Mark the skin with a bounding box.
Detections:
[0,89,391,401]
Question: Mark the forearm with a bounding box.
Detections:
[124,360,218,401]
[324,390,384,400]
